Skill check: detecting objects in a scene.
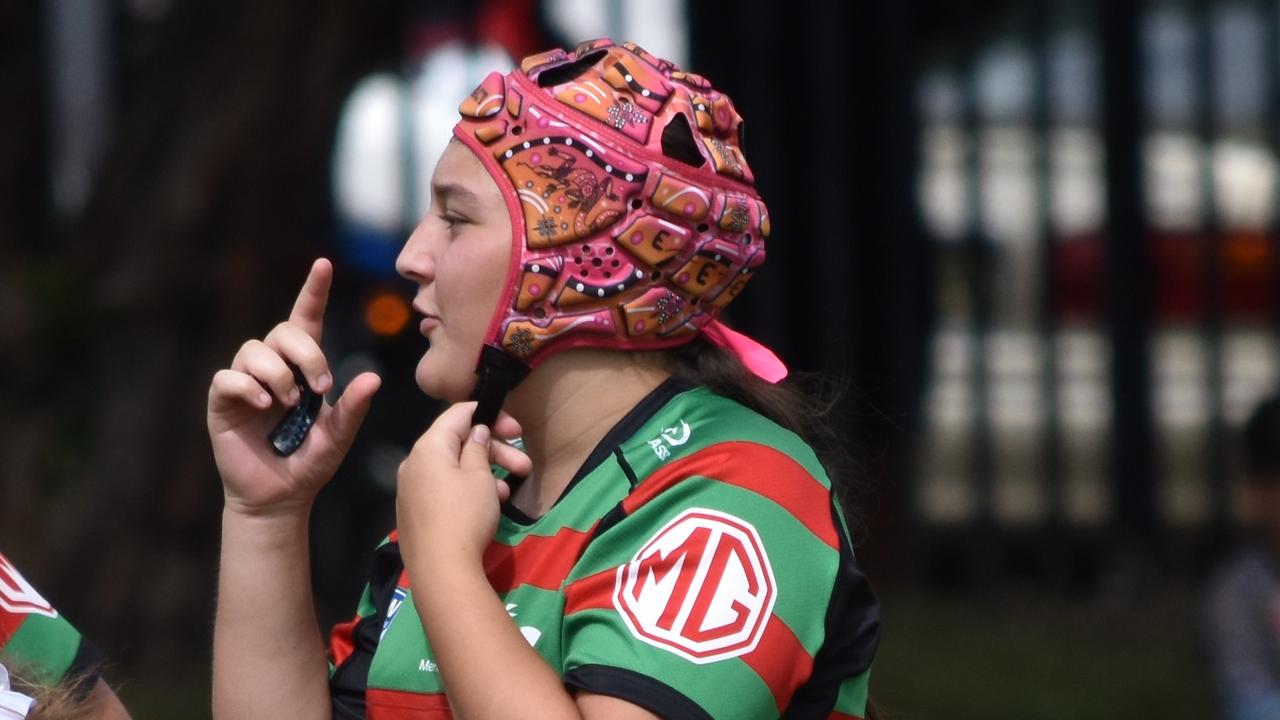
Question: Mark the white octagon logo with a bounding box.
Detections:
[613,508,775,664]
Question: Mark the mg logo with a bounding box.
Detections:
[613,508,775,664]
[0,555,57,619]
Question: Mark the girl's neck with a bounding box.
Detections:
[502,350,670,518]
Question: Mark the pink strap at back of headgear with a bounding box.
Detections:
[702,320,789,384]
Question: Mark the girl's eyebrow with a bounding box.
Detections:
[432,183,481,211]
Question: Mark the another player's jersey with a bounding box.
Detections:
[0,553,100,686]
[329,380,879,719]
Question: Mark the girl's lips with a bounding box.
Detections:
[419,316,440,334]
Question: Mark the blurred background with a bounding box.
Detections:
[4,0,1274,716]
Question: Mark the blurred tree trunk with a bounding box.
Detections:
[0,0,398,673]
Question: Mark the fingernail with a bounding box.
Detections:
[258,392,272,407]
[317,373,332,392]
[289,388,301,404]
[471,425,490,446]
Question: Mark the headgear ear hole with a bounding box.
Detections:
[661,113,706,168]
[535,49,609,87]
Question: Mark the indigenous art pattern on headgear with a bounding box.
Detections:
[454,38,770,368]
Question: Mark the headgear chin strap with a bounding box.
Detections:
[455,39,784,420]
[470,345,531,427]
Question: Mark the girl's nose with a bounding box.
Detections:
[395,220,436,283]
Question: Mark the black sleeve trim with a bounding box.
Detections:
[564,664,712,720]
[780,500,880,718]
[66,637,103,680]
[64,638,104,702]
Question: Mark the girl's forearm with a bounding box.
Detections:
[412,558,581,720]
[213,508,332,720]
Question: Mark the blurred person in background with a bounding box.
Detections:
[209,39,879,719]
[0,553,129,720]
[1207,394,1280,720]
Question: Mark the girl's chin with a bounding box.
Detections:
[415,353,477,402]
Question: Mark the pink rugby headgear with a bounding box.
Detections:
[453,39,784,420]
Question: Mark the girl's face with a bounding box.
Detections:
[396,141,512,402]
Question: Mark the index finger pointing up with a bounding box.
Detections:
[289,258,333,341]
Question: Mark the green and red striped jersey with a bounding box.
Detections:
[329,380,879,719]
[0,553,100,687]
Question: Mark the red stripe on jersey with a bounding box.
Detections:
[0,608,25,646]
[563,568,618,615]
[741,615,814,712]
[328,615,359,667]
[622,441,839,549]
[366,688,452,719]
[483,525,597,593]
[828,713,864,720]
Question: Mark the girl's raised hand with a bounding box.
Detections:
[208,258,381,517]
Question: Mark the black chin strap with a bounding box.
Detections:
[470,345,531,428]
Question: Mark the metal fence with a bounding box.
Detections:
[913,0,1280,581]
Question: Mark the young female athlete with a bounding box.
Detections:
[209,39,880,720]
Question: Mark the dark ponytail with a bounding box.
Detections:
[666,337,865,528]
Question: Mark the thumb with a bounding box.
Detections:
[324,372,381,455]
[460,424,493,475]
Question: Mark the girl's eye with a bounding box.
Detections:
[441,214,468,232]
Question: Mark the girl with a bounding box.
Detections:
[210,39,879,720]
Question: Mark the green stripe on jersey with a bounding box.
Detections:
[833,667,872,717]
[368,589,442,693]
[3,614,80,685]
[500,585,565,667]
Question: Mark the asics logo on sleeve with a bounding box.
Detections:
[647,419,692,461]
[612,508,775,664]
[0,557,57,619]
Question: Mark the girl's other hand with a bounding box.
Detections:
[396,403,530,572]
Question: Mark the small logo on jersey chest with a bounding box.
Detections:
[0,556,57,619]
[380,587,408,641]
[612,508,775,664]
